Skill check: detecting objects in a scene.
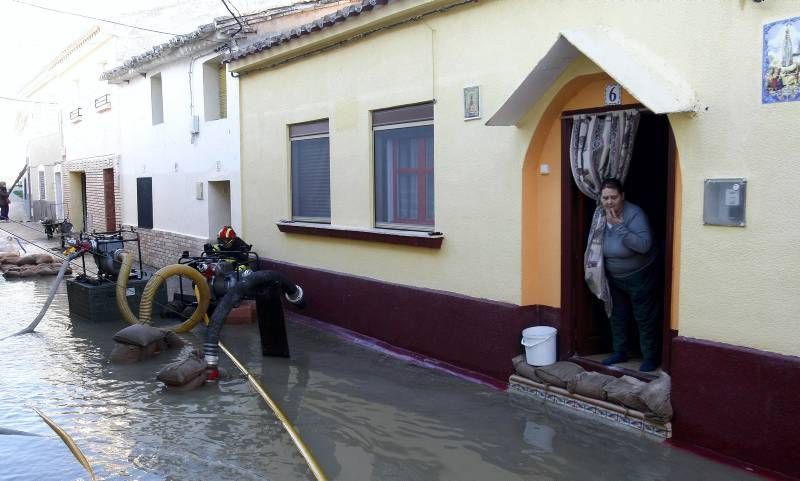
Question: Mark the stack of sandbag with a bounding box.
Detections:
[109,324,184,364]
[1,253,72,279]
[156,351,208,391]
[511,356,673,422]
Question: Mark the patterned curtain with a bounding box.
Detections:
[569,109,640,316]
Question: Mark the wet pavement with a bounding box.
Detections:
[0,222,765,480]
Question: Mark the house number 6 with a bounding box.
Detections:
[604,84,621,105]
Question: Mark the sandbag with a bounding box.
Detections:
[534,361,584,388]
[109,339,167,364]
[113,324,166,347]
[567,371,616,399]
[15,254,38,266]
[3,270,20,278]
[604,375,649,412]
[157,354,207,388]
[638,373,673,422]
[163,331,185,349]
[162,373,207,392]
[34,254,54,264]
[512,354,541,382]
[109,343,144,364]
[18,269,37,278]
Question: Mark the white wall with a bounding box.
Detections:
[61,37,121,163]
[116,50,242,240]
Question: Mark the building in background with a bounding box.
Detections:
[102,0,359,268]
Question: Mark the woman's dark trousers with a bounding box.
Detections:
[608,263,661,361]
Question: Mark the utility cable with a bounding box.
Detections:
[11,0,184,36]
[10,0,227,46]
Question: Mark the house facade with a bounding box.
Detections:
[13,26,123,233]
[227,0,800,478]
[102,1,359,268]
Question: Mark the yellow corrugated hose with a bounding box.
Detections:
[115,252,211,332]
[32,407,97,481]
[193,286,327,481]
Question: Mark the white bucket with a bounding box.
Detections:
[521,326,557,366]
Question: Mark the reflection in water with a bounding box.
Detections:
[0,277,760,481]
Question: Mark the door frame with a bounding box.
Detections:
[559,104,677,373]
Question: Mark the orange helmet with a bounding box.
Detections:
[218,226,236,240]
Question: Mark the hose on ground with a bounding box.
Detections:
[115,251,211,332]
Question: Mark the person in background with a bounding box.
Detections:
[0,182,10,220]
[599,178,661,372]
[204,226,252,264]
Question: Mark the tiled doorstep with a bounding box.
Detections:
[508,374,672,439]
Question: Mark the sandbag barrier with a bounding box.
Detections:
[0,252,73,278]
[511,356,673,424]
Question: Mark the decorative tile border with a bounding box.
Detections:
[508,376,672,439]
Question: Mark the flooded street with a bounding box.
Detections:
[0,275,762,481]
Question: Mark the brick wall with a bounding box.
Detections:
[63,156,121,233]
[121,224,208,270]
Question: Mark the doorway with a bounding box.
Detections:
[103,168,117,231]
[54,171,63,220]
[69,171,88,232]
[207,180,231,239]
[561,107,675,373]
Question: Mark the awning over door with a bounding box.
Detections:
[486,25,701,126]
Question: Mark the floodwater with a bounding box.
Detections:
[0,276,763,481]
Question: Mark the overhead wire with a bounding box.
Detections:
[10,0,227,45]
[10,0,183,36]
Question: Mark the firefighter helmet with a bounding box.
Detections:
[218,226,236,240]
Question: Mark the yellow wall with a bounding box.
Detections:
[236,0,800,356]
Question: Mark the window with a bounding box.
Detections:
[38,169,46,200]
[151,73,163,125]
[137,177,153,228]
[290,119,330,222]
[373,103,434,230]
[203,59,227,121]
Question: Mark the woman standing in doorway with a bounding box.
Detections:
[599,178,661,372]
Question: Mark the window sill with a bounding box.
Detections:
[276,221,443,248]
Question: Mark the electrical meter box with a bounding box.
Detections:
[703,178,746,227]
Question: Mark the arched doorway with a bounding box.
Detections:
[560,105,676,374]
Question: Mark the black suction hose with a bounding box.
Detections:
[203,270,304,367]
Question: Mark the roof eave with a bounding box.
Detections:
[228,0,473,75]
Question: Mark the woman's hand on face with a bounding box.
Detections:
[606,207,623,225]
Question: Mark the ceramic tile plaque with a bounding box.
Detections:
[763,16,800,103]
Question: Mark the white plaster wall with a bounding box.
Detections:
[60,37,121,162]
[237,0,800,356]
[116,51,242,240]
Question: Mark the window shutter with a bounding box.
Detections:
[218,64,227,120]
[38,171,46,200]
[136,177,153,228]
[291,137,331,220]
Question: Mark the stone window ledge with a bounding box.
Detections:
[276,221,443,248]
